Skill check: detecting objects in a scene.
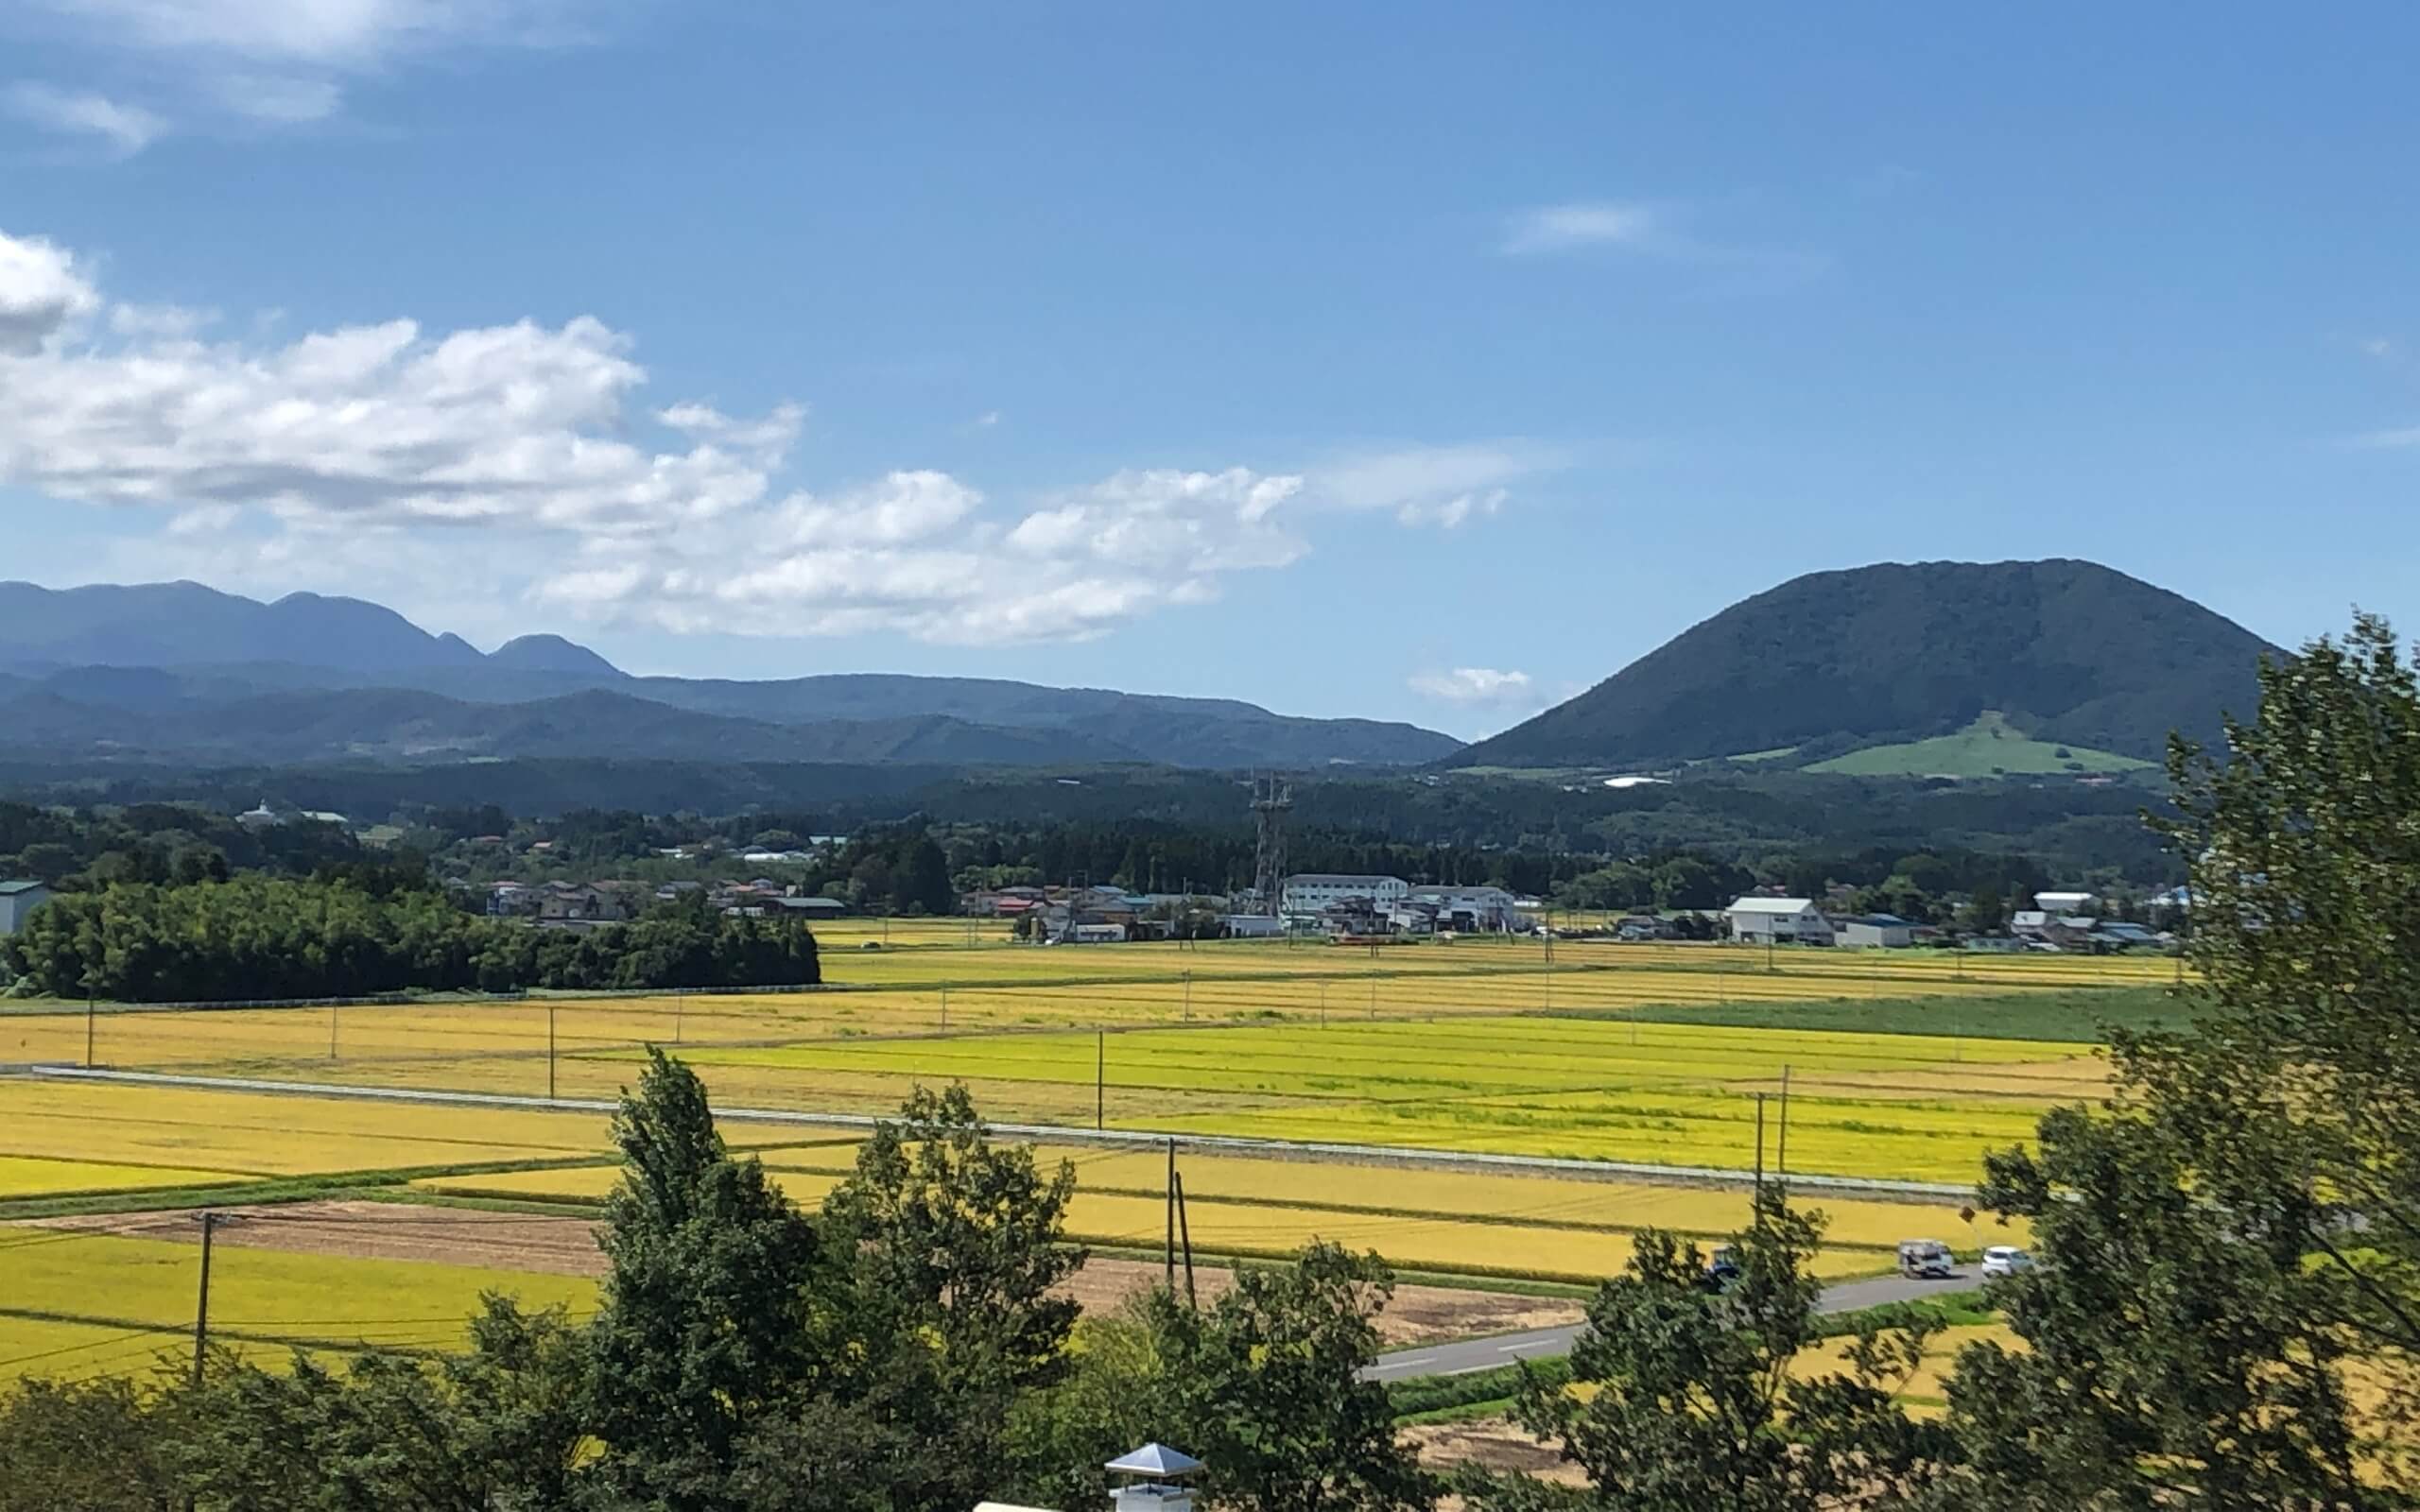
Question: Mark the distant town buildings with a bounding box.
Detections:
[1279,874,1409,918]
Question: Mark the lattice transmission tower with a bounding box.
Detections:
[1249,774,1291,918]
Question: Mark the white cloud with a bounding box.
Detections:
[1409,667,1536,705]
[974,409,1002,428]
[536,466,1309,645]
[0,231,99,354]
[2,82,167,155]
[2355,425,2420,450]
[1502,202,1664,256]
[40,0,583,66]
[9,0,598,145]
[7,224,1325,648]
[0,229,793,538]
[1305,441,1563,528]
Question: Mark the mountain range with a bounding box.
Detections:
[0,582,1461,769]
[0,561,2278,777]
[1456,558,2275,770]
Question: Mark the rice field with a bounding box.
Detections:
[0,1080,827,1192]
[0,935,2142,1182]
[0,1230,594,1384]
[0,934,2141,1376]
[415,1137,2021,1281]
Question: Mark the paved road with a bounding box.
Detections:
[1363,1271,1976,1383]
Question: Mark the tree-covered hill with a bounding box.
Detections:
[1456,558,2275,768]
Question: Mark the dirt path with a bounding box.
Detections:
[21,1202,1582,1348]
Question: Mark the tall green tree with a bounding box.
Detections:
[814,1083,1082,1510]
[1490,1186,1948,1512]
[587,1048,821,1511]
[1156,1244,1430,1512]
[1012,1244,1428,1512]
[1927,1109,2375,1511]
[1927,613,2420,1506]
[0,1374,181,1512]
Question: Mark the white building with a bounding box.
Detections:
[1279,873,1409,917]
[1407,885,1526,933]
[2033,890,2098,916]
[1725,896,1834,945]
[0,880,51,936]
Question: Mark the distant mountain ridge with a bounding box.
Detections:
[1456,558,2274,769]
[0,581,1461,769]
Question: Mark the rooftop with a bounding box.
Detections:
[0,879,46,897]
[1284,873,1407,885]
[1727,896,1815,914]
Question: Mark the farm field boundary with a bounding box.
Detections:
[21,1065,1975,1199]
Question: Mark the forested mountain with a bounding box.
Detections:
[0,582,1460,768]
[1457,558,2274,768]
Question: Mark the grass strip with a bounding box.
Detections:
[1548,986,2190,1043]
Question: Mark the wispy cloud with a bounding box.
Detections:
[1501,201,1664,256]
[1500,198,1827,292]
[2,81,167,156]
[1305,441,1567,529]
[4,0,609,149]
[2354,425,2420,450]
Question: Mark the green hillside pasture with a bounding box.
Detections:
[1806,712,2153,778]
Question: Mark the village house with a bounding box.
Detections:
[1724,896,1835,946]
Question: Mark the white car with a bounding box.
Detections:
[1980,1245,2034,1279]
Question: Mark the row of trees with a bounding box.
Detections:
[0,1065,1426,1512]
[0,879,821,1001]
[0,799,365,890]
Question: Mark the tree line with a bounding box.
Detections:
[0,878,820,1001]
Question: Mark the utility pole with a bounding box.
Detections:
[547,1005,558,1101]
[1174,1171,1198,1308]
[85,990,95,1069]
[675,988,684,1046]
[1164,1140,1177,1291]
[1776,1065,1791,1177]
[1096,1029,1105,1130]
[1753,1092,1767,1199]
[329,1001,338,1061]
[191,1211,220,1388]
[1319,980,1327,1027]
[1183,970,1192,1022]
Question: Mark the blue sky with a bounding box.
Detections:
[1,4,2416,738]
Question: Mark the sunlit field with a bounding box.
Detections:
[0,1230,593,1384]
[0,936,2152,1181]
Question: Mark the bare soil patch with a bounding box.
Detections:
[1066,1256,1582,1347]
[1405,1417,1582,1485]
[26,1200,610,1276]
